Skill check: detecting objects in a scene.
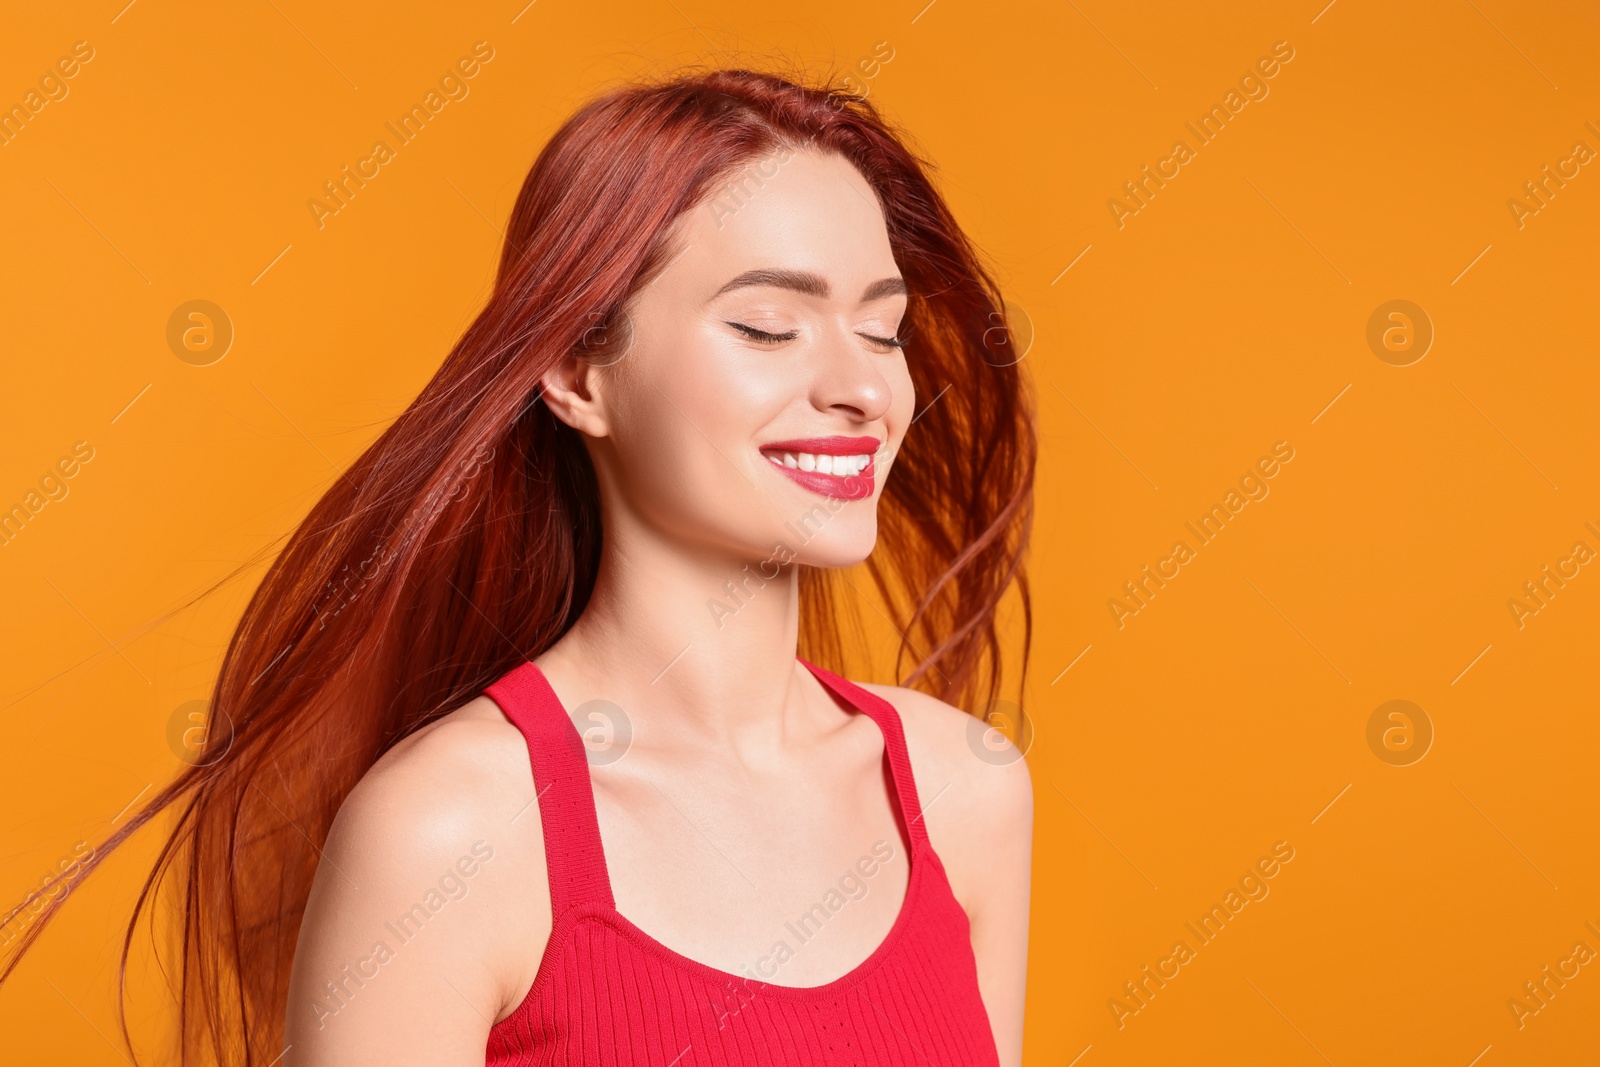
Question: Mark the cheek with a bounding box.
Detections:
[880,360,916,464]
[603,329,787,537]
[634,328,791,466]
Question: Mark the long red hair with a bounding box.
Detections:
[1,66,1034,1064]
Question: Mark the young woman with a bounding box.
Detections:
[3,68,1036,1066]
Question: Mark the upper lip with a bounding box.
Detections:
[759,435,881,456]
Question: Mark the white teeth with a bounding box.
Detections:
[766,451,873,476]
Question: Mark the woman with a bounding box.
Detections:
[3,68,1035,1065]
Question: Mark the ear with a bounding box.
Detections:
[539,351,611,438]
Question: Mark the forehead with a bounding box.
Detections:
[656,148,898,296]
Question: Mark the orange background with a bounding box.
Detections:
[3,1,1598,1064]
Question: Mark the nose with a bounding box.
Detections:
[809,326,896,423]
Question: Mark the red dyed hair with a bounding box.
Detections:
[2,66,1034,1064]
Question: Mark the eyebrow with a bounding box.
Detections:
[711,268,907,304]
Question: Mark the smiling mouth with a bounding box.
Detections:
[762,449,873,476]
[759,437,880,501]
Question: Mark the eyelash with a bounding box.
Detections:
[726,321,907,350]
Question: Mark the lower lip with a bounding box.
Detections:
[766,457,876,500]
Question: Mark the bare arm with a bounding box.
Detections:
[283,709,549,1066]
[959,746,1033,1067]
[861,682,1034,1067]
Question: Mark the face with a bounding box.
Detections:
[543,147,914,568]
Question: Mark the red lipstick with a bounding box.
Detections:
[759,436,880,455]
[759,436,881,501]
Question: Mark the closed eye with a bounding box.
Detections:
[726,321,907,350]
[727,322,798,344]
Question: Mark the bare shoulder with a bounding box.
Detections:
[285,695,549,1053]
[335,695,538,852]
[853,680,1033,944]
[854,681,1034,823]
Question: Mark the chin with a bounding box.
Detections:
[786,521,879,569]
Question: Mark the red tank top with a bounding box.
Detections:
[480,657,1000,1066]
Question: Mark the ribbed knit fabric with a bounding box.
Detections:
[480,657,1000,1067]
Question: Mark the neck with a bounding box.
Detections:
[542,514,810,745]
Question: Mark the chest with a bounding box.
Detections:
[589,751,912,987]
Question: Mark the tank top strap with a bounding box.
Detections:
[798,659,931,852]
[483,661,615,915]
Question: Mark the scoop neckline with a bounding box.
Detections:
[566,837,926,1000]
[521,656,924,1000]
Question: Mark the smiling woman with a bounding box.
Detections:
[1,67,1037,1067]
